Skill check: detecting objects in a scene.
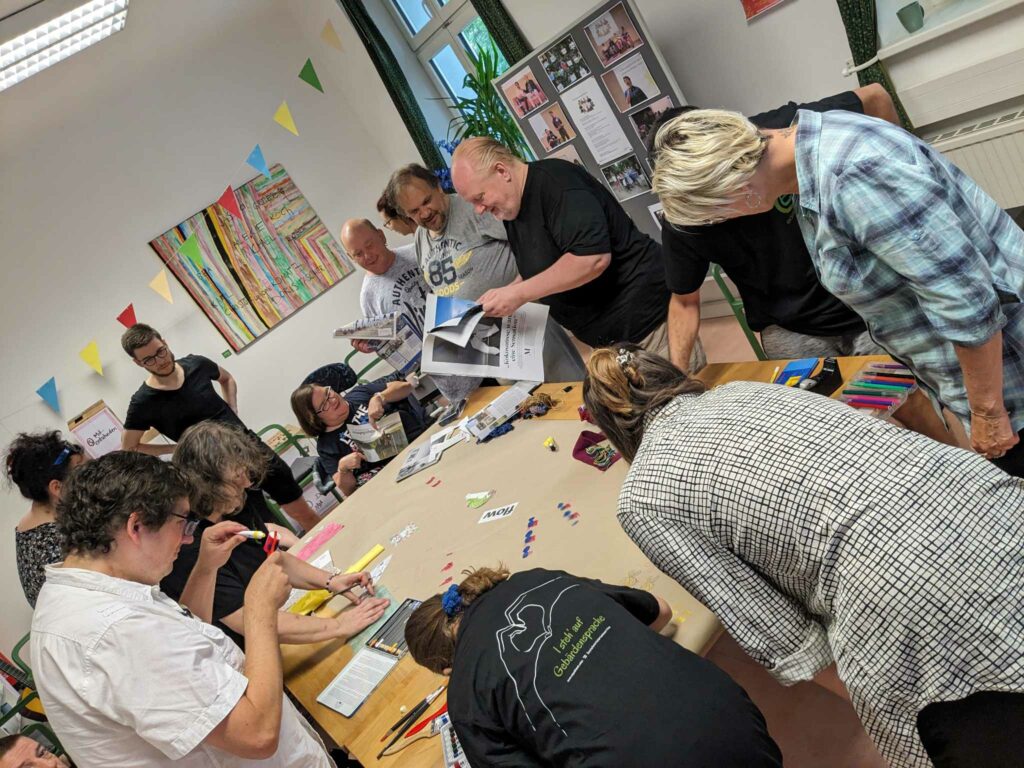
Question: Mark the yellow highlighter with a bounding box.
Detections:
[288,544,385,615]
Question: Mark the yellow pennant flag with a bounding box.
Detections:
[149,269,174,303]
[321,19,342,51]
[274,101,299,136]
[79,341,104,376]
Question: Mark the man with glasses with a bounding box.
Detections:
[30,451,335,767]
[120,324,321,531]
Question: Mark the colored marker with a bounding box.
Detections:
[844,395,899,407]
[239,530,266,540]
[770,365,780,384]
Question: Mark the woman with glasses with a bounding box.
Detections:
[4,431,85,607]
[291,375,429,496]
[376,193,417,236]
[164,421,390,650]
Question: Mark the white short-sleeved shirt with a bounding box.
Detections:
[31,565,334,768]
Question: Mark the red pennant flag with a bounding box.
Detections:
[216,185,243,219]
[117,303,137,328]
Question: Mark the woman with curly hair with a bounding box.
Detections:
[404,565,782,767]
[583,344,1024,767]
[4,431,85,606]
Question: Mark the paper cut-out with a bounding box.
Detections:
[246,144,271,177]
[321,20,343,50]
[216,185,243,219]
[178,233,203,270]
[36,377,60,413]
[149,269,174,303]
[274,100,299,136]
[79,341,103,376]
[299,58,324,92]
[116,303,137,328]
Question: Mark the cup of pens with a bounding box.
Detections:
[839,362,917,418]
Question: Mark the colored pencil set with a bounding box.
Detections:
[366,598,420,658]
[839,362,917,418]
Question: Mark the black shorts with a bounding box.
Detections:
[254,439,303,506]
[917,691,1024,767]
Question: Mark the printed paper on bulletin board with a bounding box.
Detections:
[148,165,355,352]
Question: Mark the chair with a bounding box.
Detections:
[343,348,390,384]
[256,424,343,532]
[1,633,65,757]
[709,263,767,361]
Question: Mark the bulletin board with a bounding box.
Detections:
[492,0,686,242]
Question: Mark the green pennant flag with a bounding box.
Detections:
[298,58,323,93]
[179,233,203,271]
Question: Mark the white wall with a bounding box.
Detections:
[0,0,405,652]
[509,0,855,115]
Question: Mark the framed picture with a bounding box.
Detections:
[583,2,644,68]
[741,0,789,21]
[499,66,549,118]
[528,105,577,152]
[600,53,660,112]
[538,34,592,92]
[550,143,586,167]
[628,95,674,144]
[600,154,652,202]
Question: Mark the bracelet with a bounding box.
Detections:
[324,570,342,591]
[970,409,1007,420]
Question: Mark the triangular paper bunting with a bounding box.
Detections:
[178,233,203,271]
[216,185,243,219]
[321,20,342,51]
[273,100,299,136]
[246,144,271,177]
[299,58,324,93]
[117,303,137,328]
[149,269,174,303]
[36,377,60,413]
[79,341,104,376]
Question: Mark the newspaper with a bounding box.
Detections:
[333,312,398,340]
[346,412,409,463]
[422,295,548,381]
[393,421,467,483]
[374,314,422,375]
[463,381,539,441]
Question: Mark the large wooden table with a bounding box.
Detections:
[282,355,950,767]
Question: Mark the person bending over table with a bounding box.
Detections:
[650,107,1024,475]
[448,138,705,372]
[165,421,389,649]
[404,565,782,767]
[648,86,897,368]
[30,451,336,767]
[291,375,429,496]
[582,344,1024,768]
[119,323,321,530]
[4,431,85,607]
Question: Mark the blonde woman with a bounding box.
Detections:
[165,421,389,649]
[582,344,1024,767]
[651,107,1024,476]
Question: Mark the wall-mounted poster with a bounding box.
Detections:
[628,95,675,144]
[550,144,586,167]
[499,66,549,118]
[600,53,660,112]
[561,77,634,164]
[601,154,652,202]
[583,2,644,68]
[528,105,577,152]
[539,34,592,92]
[741,0,789,20]
[149,164,354,351]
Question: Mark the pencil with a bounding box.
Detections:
[769,366,780,384]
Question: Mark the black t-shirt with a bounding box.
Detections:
[662,91,867,336]
[315,381,429,476]
[124,354,247,440]
[448,568,782,768]
[160,490,274,649]
[505,159,669,348]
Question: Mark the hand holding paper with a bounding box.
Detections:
[479,283,527,317]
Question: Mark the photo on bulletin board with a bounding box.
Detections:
[629,95,675,144]
[583,1,644,68]
[648,201,665,230]
[539,34,592,92]
[742,0,789,21]
[600,154,652,202]
[600,53,660,112]
[550,143,587,167]
[148,165,355,352]
[528,105,577,152]
[499,66,549,118]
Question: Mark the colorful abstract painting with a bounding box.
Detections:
[148,165,354,351]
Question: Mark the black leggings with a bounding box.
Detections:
[991,433,1024,478]
[917,691,1024,767]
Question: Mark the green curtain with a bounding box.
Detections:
[834,0,913,129]
[468,0,532,64]
[338,0,446,169]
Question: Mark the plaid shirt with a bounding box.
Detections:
[793,109,1024,433]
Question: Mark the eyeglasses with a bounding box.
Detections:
[382,218,398,231]
[315,386,338,415]
[139,346,170,366]
[169,510,200,537]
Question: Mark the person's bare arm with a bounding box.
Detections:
[649,595,672,633]
[219,596,390,645]
[955,331,1019,458]
[217,366,239,415]
[179,521,248,623]
[121,428,175,456]
[812,663,851,701]
[854,83,900,126]
[668,291,702,371]
[478,253,611,317]
[203,553,290,759]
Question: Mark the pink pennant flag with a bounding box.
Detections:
[216,185,243,219]
[116,303,137,328]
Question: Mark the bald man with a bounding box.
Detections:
[450,138,704,369]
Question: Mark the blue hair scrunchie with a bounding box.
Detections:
[441,584,463,618]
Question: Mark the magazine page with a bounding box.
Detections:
[428,296,486,347]
[463,381,540,441]
[375,314,422,375]
[333,312,398,340]
[346,412,408,463]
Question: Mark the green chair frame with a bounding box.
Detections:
[3,633,65,757]
[343,348,390,384]
[256,424,343,532]
[709,263,767,361]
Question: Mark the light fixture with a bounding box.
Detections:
[0,0,129,93]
